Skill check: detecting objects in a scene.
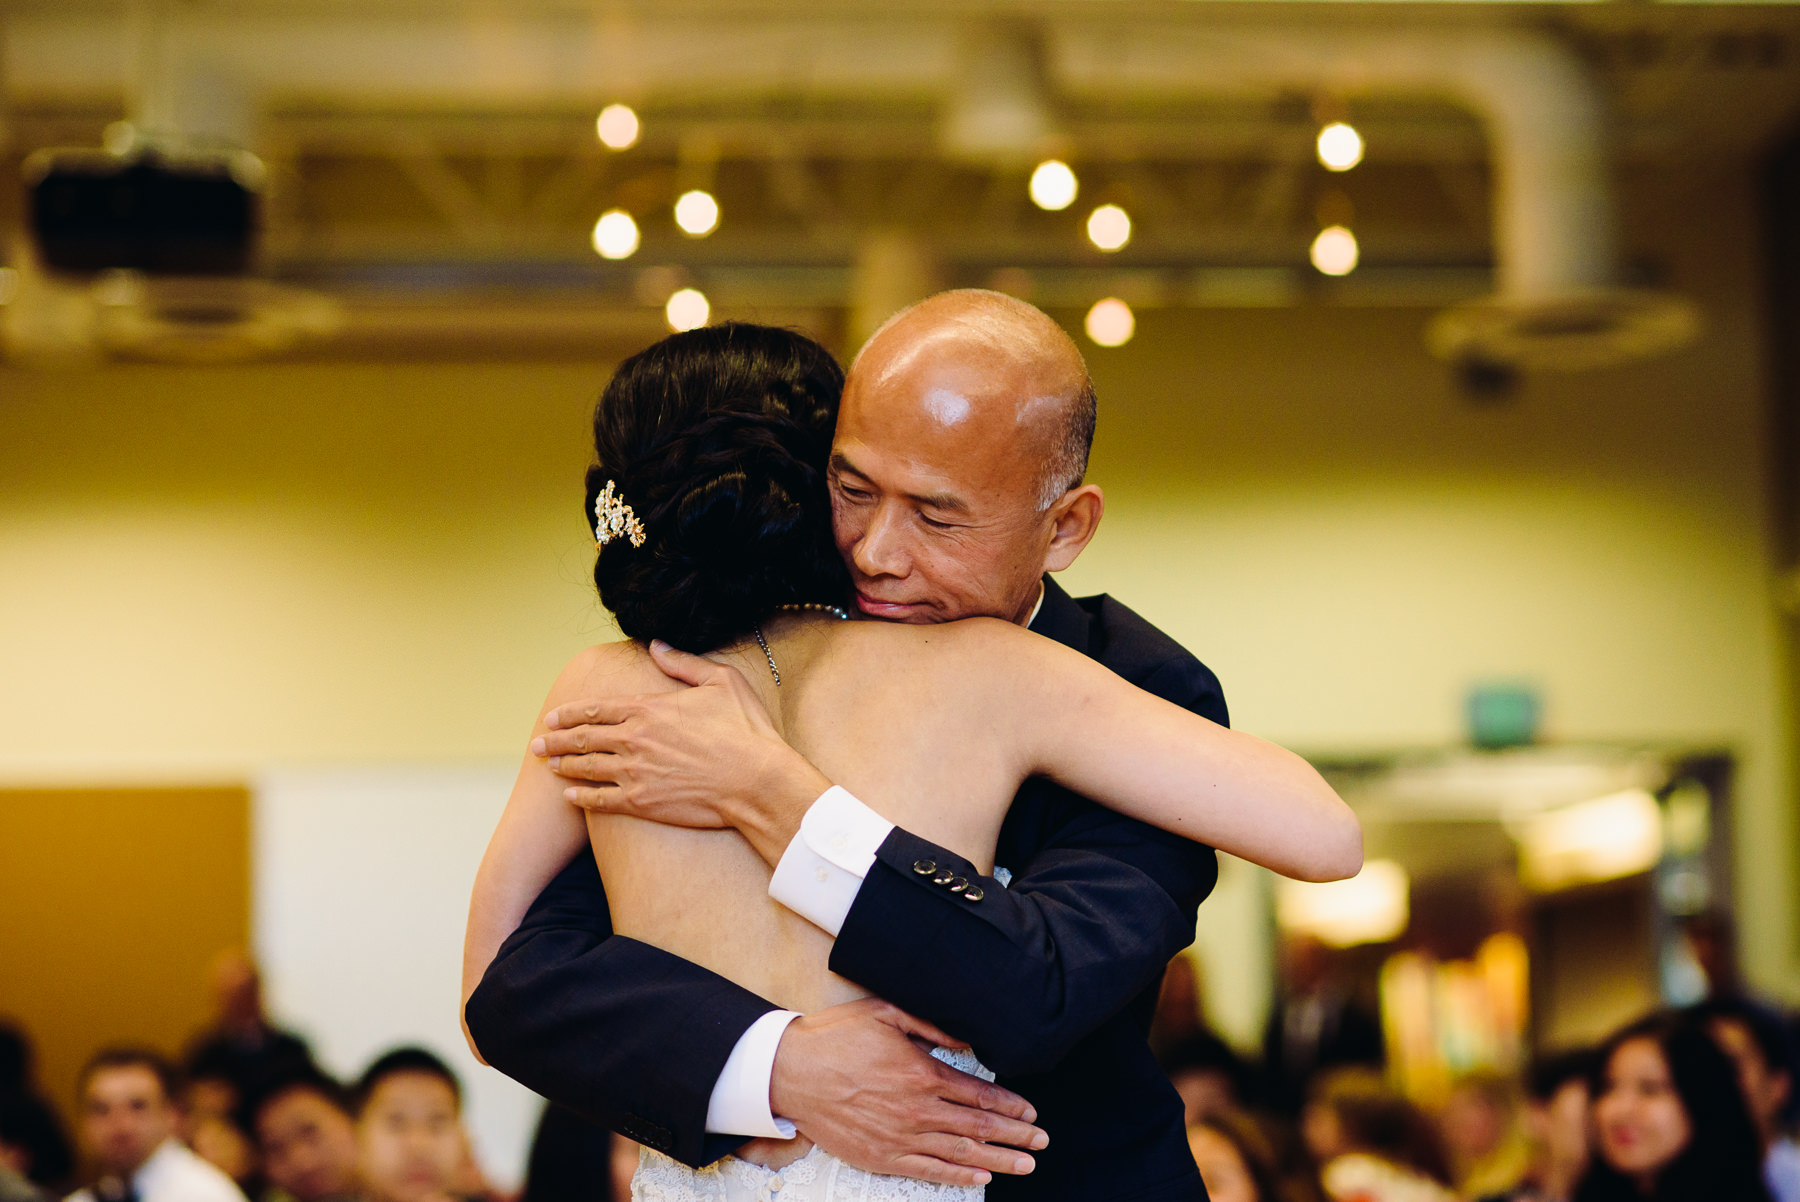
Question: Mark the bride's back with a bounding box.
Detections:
[580,613,1021,1015]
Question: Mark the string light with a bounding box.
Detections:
[1317,122,1364,172]
[665,287,710,331]
[1084,298,1135,347]
[1086,204,1131,252]
[592,209,641,260]
[596,104,641,151]
[1029,160,1078,211]
[673,190,720,237]
[1311,225,1359,276]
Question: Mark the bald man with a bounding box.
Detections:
[466,291,1226,1200]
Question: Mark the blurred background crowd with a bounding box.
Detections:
[3,936,1799,1202]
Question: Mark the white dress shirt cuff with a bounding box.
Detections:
[767,786,896,937]
[704,1009,802,1138]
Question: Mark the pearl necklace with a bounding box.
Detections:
[752,602,852,686]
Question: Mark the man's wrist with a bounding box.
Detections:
[727,745,833,866]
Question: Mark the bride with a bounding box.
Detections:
[464,322,1361,1201]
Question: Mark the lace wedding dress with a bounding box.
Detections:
[630,1048,992,1202]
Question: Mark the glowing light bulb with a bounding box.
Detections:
[1084,298,1135,347]
[665,287,710,331]
[1311,225,1359,276]
[592,209,640,260]
[1317,122,1364,172]
[596,104,641,151]
[1029,160,1078,211]
[1086,204,1131,253]
[673,190,720,237]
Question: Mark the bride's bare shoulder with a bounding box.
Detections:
[823,615,1055,679]
[542,638,669,709]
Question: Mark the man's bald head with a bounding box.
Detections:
[852,289,1096,508]
[830,289,1107,625]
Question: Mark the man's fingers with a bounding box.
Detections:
[536,726,631,758]
[542,696,638,731]
[866,1002,969,1052]
[923,1094,1047,1152]
[546,752,619,785]
[562,784,624,813]
[648,638,730,687]
[930,1067,1037,1125]
[880,1157,993,1189]
[907,1129,1037,1176]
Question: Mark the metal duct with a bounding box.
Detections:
[4,12,1699,368]
[1058,25,1698,368]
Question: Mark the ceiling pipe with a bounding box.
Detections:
[939,23,1060,166]
[1061,27,1616,301]
[1056,25,1696,367]
[4,13,1698,367]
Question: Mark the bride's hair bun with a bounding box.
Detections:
[586,324,850,651]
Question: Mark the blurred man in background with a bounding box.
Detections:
[68,1049,245,1202]
[354,1048,478,1202]
[249,1071,361,1202]
[184,952,313,1118]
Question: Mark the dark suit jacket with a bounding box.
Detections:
[466,577,1226,1201]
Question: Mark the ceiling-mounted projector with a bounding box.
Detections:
[25,147,263,276]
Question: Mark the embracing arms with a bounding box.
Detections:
[979,618,1362,883]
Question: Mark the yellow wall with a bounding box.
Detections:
[0,788,251,1126]
[0,160,1791,1036]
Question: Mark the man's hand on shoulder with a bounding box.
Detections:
[770,998,1047,1187]
[530,639,830,864]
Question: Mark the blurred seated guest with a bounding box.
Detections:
[0,1162,51,1202]
[1189,1110,1320,1202]
[355,1048,484,1202]
[184,952,314,1118]
[1487,1051,1597,1202]
[1303,1068,1456,1202]
[1576,1011,1770,1202]
[0,1023,73,1190]
[68,1048,246,1202]
[1440,1071,1532,1199]
[1164,1031,1256,1125]
[1265,936,1385,1115]
[1153,954,1208,1058]
[248,1071,360,1202]
[182,1075,258,1198]
[0,1098,54,1202]
[1,1097,61,1201]
[519,1104,623,1202]
[1692,999,1800,1202]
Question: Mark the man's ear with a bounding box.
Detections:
[1042,484,1104,573]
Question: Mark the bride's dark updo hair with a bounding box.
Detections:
[585,323,850,651]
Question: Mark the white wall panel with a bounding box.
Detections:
[252,765,540,1192]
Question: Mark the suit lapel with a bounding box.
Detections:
[999,578,1092,868]
[1029,576,1092,657]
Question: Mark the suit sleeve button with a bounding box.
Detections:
[963,886,985,902]
[912,859,937,876]
[948,877,968,893]
[932,869,955,885]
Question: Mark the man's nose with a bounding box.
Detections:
[851,503,910,579]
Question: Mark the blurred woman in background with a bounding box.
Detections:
[1575,1011,1770,1202]
[1303,1068,1456,1202]
[1189,1110,1321,1202]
